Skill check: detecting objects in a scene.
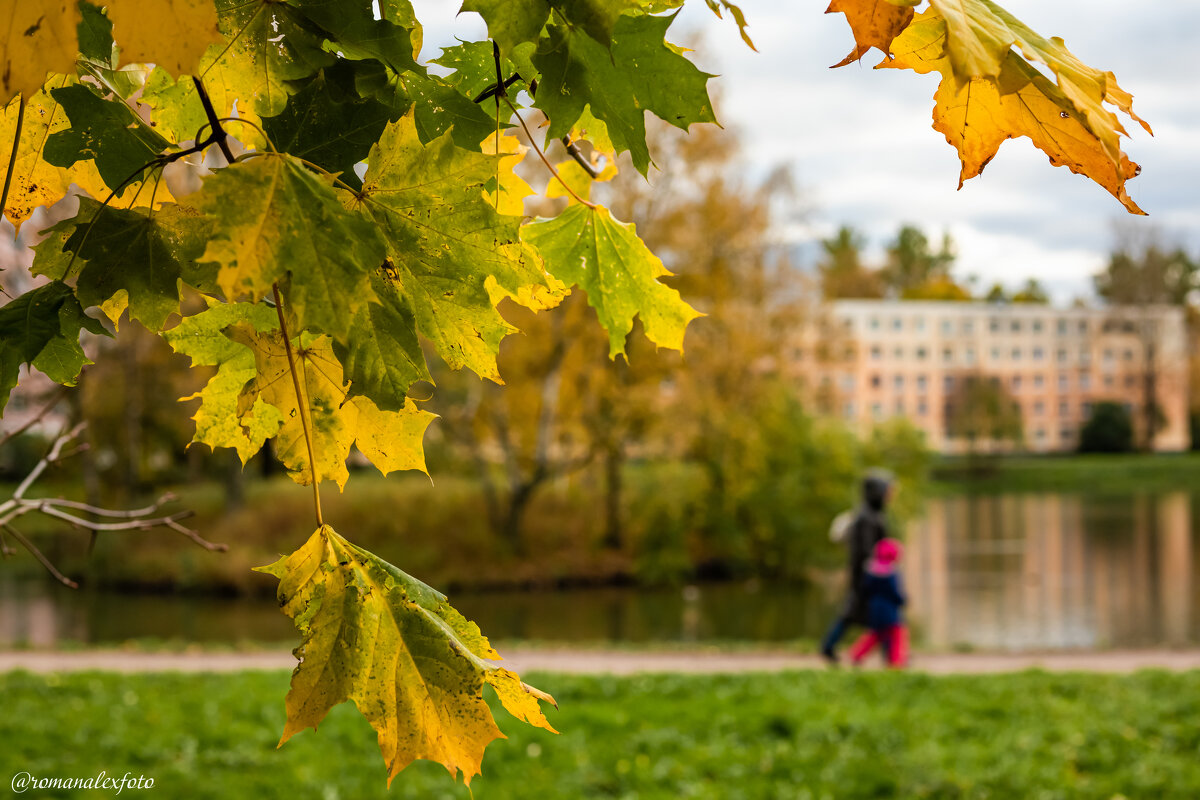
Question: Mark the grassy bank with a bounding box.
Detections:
[3,669,1199,798]
[932,451,1200,495]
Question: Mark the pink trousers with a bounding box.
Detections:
[848,625,909,667]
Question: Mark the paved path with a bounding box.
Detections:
[3,648,1200,675]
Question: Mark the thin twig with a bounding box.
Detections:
[192,77,236,164]
[35,493,177,519]
[272,284,324,527]
[0,386,68,449]
[163,518,228,552]
[14,422,86,500]
[562,137,601,178]
[4,524,78,588]
[0,524,13,557]
[503,98,596,209]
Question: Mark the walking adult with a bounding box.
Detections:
[820,469,895,664]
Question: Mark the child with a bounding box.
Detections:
[847,538,908,668]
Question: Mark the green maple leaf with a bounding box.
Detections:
[256,525,556,785]
[0,281,108,413]
[290,0,421,74]
[261,65,396,191]
[225,325,435,489]
[161,301,284,463]
[523,204,700,357]
[336,268,430,413]
[533,10,716,175]
[43,83,172,195]
[203,0,333,119]
[349,113,552,382]
[464,0,639,54]
[432,40,524,104]
[39,198,215,331]
[461,0,550,56]
[190,154,384,341]
[140,67,208,145]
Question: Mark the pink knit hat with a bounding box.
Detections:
[868,538,903,574]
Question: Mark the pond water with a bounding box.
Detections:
[2,491,1199,651]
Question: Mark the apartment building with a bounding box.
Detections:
[791,299,1189,453]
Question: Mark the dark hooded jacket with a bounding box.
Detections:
[842,471,892,624]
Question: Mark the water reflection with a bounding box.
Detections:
[1,492,1198,650]
[906,491,1200,650]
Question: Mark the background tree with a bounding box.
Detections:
[1011,278,1050,304]
[818,225,883,299]
[1094,226,1198,450]
[1079,401,1134,453]
[883,224,956,296]
[944,373,1024,454]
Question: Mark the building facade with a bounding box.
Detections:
[792,299,1189,453]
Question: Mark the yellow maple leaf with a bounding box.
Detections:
[226,324,435,489]
[0,1,80,105]
[257,525,557,785]
[879,6,1149,214]
[824,0,916,67]
[105,0,221,77]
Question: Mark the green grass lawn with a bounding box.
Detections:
[931,451,1200,495]
[3,669,1199,798]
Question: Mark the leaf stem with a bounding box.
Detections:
[1,97,24,223]
[272,283,324,527]
[504,98,596,209]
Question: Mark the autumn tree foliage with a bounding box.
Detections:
[0,0,1152,787]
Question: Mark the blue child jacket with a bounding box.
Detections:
[861,571,906,630]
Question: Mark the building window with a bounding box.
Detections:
[1011,347,1021,360]
[963,320,974,334]
[917,375,928,391]
[1080,374,1092,390]
[1061,426,1075,440]
[944,375,955,392]
[918,401,928,416]
[1124,349,1135,361]
[1125,375,1136,388]
[1012,375,1022,391]
[1032,320,1043,333]
[943,347,953,363]
[990,347,1002,361]
[1080,349,1091,365]
[1059,401,1069,417]
[872,403,883,419]
[1103,348,1114,363]
[1078,320,1088,334]
[1033,375,1044,389]
[916,346,928,360]
[844,402,855,419]
[895,401,905,415]
[1011,320,1021,333]
[1057,348,1068,363]
[892,317,903,331]
[1058,374,1069,391]
[941,319,953,335]
[915,317,926,331]
[1057,319,1069,335]
[989,318,1001,332]
[893,347,903,360]
[871,346,882,361]
[965,348,976,364]
[1034,401,1045,415]
[1104,375,1114,388]
[870,374,881,389]
[793,347,805,361]
[1036,428,1046,440]
[869,317,880,330]
[1033,347,1044,361]
[894,374,904,390]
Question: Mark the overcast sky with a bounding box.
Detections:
[416,1,1200,304]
